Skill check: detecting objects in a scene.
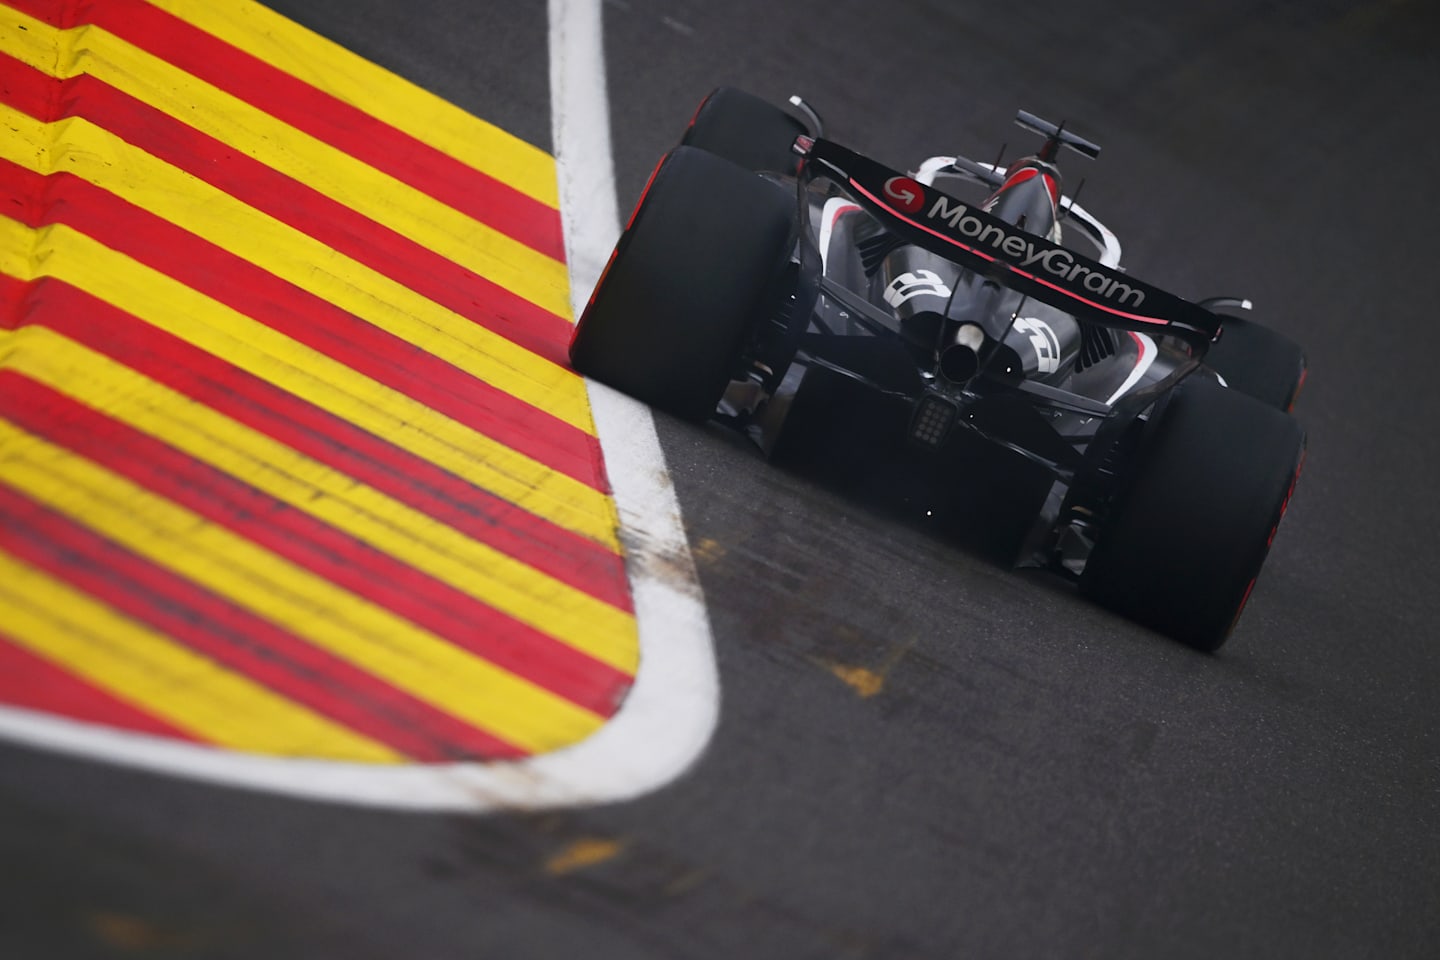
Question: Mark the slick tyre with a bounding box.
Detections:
[570,146,794,421]
[1205,315,1308,411]
[1080,379,1305,651]
[681,87,808,175]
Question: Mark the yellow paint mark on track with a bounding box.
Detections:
[85,912,199,952]
[0,7,570,318]
[1,325,638,673]
[0,214,620,552]
[824,663,887,699]
[545,837,625,875]
[0,420,608,754]
[816,642,913,699]
[145,0,560,210]
[0,551,403,762]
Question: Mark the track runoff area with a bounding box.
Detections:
[0,0,715,810]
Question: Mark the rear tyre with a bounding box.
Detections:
[681,87,808,175]
[570,146,794,421]
[1205,315,1307,411]
[1080,378,1305,651]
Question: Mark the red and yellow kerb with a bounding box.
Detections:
[0,0,636,763]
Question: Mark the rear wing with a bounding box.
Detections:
[1016,110,1101,161]
[798,138,1220,351]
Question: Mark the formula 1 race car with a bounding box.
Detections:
[571,88,1306,651]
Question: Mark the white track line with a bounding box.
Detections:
[0,0,719,811]
[539,0,721,805]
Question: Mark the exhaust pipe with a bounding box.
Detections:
[939,323,986,383]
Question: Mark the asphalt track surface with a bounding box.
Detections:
[3,1,1438,957]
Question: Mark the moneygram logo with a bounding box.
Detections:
[883,176,925,214]
[925,195,1146,309]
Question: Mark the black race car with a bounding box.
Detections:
[571,88,1306,651]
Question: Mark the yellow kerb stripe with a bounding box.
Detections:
[0,419,608,754]
[0,549,403,763]
[0,214,620,552]
[0,7,570,317]
[144,0,559,209]
[2,325,637,674]
[0,98,591,433]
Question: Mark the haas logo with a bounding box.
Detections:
[1013,317,1061,374]
[883,176,925,214]
[884,269,953,307]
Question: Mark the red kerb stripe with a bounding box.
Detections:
[3,0,565,262]
[0,372,634,718]
[0,61,589,475]
[0,272,632,615]
[0,482,528,761]
[0,58,575,367]
[0,629,203,743]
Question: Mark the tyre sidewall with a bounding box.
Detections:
[1081,378,1305,649]
[681,87,807,175]
[571,147,795,420]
